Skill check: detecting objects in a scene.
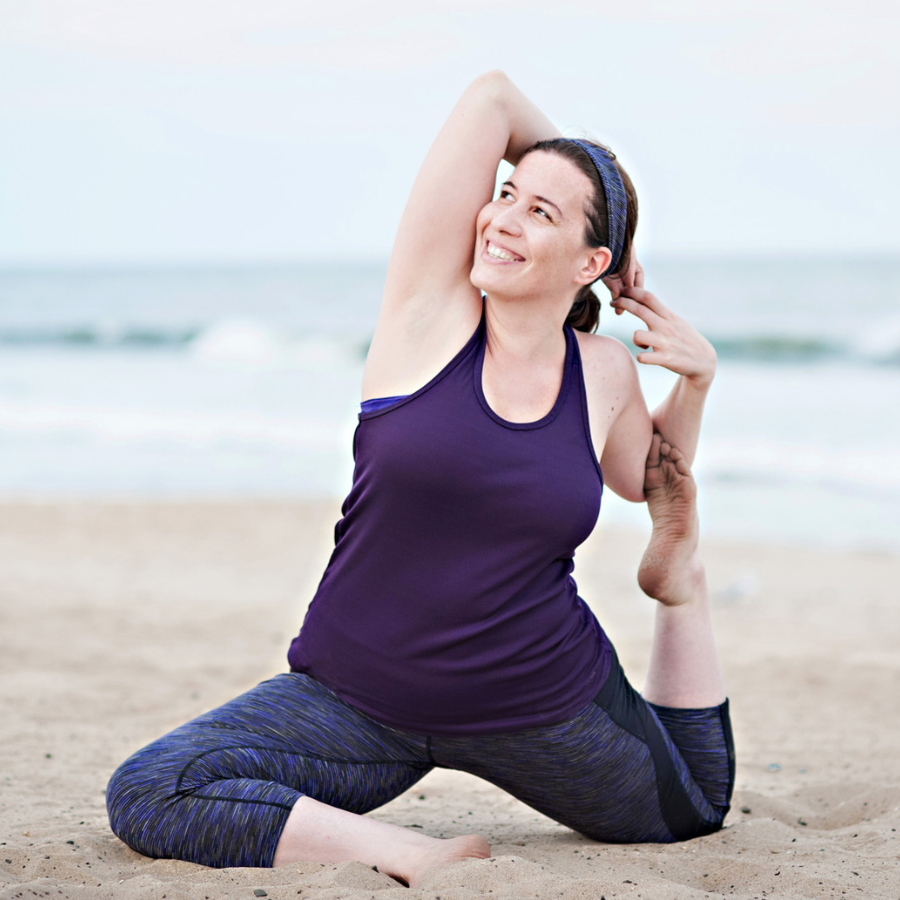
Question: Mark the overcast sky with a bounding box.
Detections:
[1,0,898,265]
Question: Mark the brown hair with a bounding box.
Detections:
[521,138,638,333]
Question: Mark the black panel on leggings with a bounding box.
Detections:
[592,652,726,840]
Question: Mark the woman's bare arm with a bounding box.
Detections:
[363,71,560,400]
[579,335,653,503]
[382,70,559,313]
[585,284,716,501]
[610,287,716,466]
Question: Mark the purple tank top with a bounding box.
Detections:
[288,305,612,734]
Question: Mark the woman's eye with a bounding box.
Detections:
[535,207,550,219]
[499,190,513,200]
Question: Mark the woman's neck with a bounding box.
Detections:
[482,292,570,363]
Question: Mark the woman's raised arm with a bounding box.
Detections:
[382,70,559,313]
[363,72,559,400]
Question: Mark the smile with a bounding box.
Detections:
[484,240,524,263]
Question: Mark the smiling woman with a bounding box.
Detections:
[105,70,732,887]
[475,138,637,316]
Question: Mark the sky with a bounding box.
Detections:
[1,0,898,265]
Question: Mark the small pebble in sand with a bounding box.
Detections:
[767,763,781,772]
[741,806,752,814]
[254,891,267,897]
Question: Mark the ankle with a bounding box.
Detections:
[639,552,705,607]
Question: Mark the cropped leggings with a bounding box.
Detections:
[106,654,735,868]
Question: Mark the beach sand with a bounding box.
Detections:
[1,500,898,900]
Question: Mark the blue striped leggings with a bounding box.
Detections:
[106,655,734,868]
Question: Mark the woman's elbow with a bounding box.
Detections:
[600,441,649,503]
[473,69,510,89]
[613,481,646,504]
[602,465,647,504]
[466,69,512,104]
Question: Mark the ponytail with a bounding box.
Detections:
[565,284,600,333]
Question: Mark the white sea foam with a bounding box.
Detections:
[699,439,900,494]
[852,313,900,364]
[0,400,345,449]
[189,319,364,367]
[190,319,287,365]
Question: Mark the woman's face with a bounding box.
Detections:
[470,151,609,303]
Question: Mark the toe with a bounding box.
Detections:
[646,432,663,469]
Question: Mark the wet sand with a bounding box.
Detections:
[1,500,898,899]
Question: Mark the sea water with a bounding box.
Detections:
[0,258,897,552]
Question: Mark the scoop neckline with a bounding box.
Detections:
[474,324,574,431]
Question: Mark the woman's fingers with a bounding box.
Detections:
[620,286,668,316]
[606,276,717,382]
[633,329,654,350]
[607,281,717,383]
[610,292,664,326]
[604,254,643,298]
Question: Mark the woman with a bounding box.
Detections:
[106,71,733,887]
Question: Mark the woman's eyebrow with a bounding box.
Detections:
[502,180,563,219]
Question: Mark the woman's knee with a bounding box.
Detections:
[576,806,726,846]
[106,742,181,854]
[105,755,141,846]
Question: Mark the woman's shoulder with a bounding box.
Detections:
[574,330,639,380]
[574,330,644,413]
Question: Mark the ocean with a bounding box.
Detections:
[0,258,897,552]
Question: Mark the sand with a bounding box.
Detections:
[1,499,899,900]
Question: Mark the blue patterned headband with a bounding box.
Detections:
[565,139,628,276]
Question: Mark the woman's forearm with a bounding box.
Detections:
[650,373,713,467]
[608,284,717,467]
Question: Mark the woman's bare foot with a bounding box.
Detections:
[400,833,491,888]
[637,433,704,607]
[273,796,489,889]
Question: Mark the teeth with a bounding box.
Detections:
[487,243,518,261]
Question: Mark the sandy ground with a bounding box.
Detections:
[1,499,899,900]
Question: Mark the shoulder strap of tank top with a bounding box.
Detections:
[566,325,604,483]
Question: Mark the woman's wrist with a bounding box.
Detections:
[684,338,717,391]
[685,365,715,393]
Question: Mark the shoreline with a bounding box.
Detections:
[0,493,895,557]
[2,499,898,899]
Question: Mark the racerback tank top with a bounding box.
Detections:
[288,304,612,735]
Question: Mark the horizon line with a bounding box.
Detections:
[1,250,898,273]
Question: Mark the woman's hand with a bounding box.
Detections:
[610,287,717,388]
[603,253,644,300]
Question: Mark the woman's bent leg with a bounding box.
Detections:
[635,432,736,816]
[433,654,733,844]
[432,436,734,844]
[638,433,726,708]
[106,674,433,868]
[648,700,735,818]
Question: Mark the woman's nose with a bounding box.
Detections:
[492,202,523,235]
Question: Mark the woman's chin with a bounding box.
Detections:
[470,262,516,296]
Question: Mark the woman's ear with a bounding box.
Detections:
[578,246,612,285]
